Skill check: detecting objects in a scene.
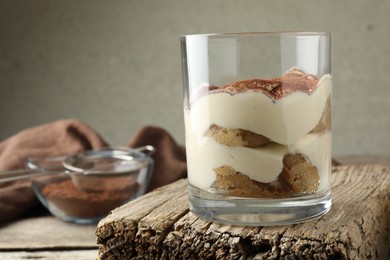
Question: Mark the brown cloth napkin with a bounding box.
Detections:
[128,126,187,192]
[0,119,187,223]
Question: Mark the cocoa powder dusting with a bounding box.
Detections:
[42,179,139,218]
[222,69,319,100]
[192,67,319,103]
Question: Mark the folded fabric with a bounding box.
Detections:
[0,119,187,223]
[128,126,187,192]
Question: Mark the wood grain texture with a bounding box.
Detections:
[0,250,98,260]
[96,165,390,259]
[0,216,97,249]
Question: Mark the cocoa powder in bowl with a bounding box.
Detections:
[36,175,139,222]
[29,146,154,223]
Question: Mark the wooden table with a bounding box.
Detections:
[0,208,98,259]
[0,155,388,259]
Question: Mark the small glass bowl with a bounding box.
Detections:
[28,147,154,224]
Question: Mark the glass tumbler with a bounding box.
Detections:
[181,32,332,226]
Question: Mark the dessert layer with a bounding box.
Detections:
[205,124,271,148]
[222,67,320,100]
[213,153,320,198]
[184,108,331,191]
[188,75,331,145]
[280,154,320,193]
[213,166,289,198]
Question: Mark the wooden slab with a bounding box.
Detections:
[96,165,390,259]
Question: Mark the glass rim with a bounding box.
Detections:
[181,31,331,39]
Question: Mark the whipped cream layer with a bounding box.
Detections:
[189,75,332,146]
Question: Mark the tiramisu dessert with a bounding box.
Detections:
[184,67,332,198]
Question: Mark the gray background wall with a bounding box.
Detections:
[0,0,389,156]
